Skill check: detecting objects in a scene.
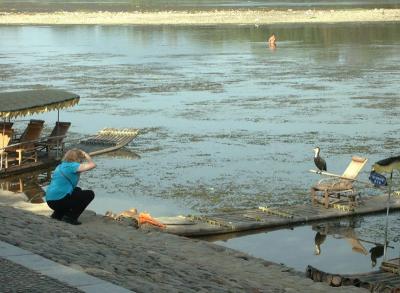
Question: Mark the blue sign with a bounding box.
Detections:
[369,171,387,187]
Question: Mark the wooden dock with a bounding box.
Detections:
[155,194,400,237]
[0,157,59,178]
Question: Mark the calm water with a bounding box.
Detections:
[1,22,400,273]
[211,214,400,274]
[0,0,399,12]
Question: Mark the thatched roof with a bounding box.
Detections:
[0,89,80,119]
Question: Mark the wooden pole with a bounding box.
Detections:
[309,169,349,179]
[56,109,60,159]
[309,169,371,185]
[384,171,393,261]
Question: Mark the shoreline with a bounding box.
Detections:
[0,9,399,25]
[0,190,365,292]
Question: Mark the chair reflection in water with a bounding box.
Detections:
[311,156,368,209]
[313,220,368,257]
[313,220,388,268]
[0,122,14,169]
[0,169,51,203]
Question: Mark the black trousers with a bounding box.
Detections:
[47,187,95,220]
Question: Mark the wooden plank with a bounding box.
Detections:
[0,157,59,178]
[364,273,398,282]
[156,216,196,225]
[382,258,400,267]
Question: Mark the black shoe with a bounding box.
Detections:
[50,212,63,221]
[62,216,82,225]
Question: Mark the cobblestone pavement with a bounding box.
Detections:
[0,257,83,293]
[0,200,367,293]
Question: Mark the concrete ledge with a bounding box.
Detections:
[0,240,134,293]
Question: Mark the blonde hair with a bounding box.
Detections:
[63,148,84,162]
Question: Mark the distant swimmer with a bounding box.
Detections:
[268,33,276,49]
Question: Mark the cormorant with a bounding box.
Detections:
[313,147,327,172]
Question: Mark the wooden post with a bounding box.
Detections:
[331,275,342,287]
[384,171,393,261]
[324,190,329,208]
[311,188,316,205]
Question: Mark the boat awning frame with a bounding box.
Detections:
[0,89,80,119]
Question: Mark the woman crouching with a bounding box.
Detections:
[46,148,96,225]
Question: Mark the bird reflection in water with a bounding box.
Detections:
[370,244,385,268]
[314,231,327,255]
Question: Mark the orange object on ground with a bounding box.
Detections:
[138,213,166,228]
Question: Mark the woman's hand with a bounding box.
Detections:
[77,150,96,172]
[80,150,91,160]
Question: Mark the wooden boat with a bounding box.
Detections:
[306,259,400,291]
[152,194,400,237]
[0,89,139,178]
